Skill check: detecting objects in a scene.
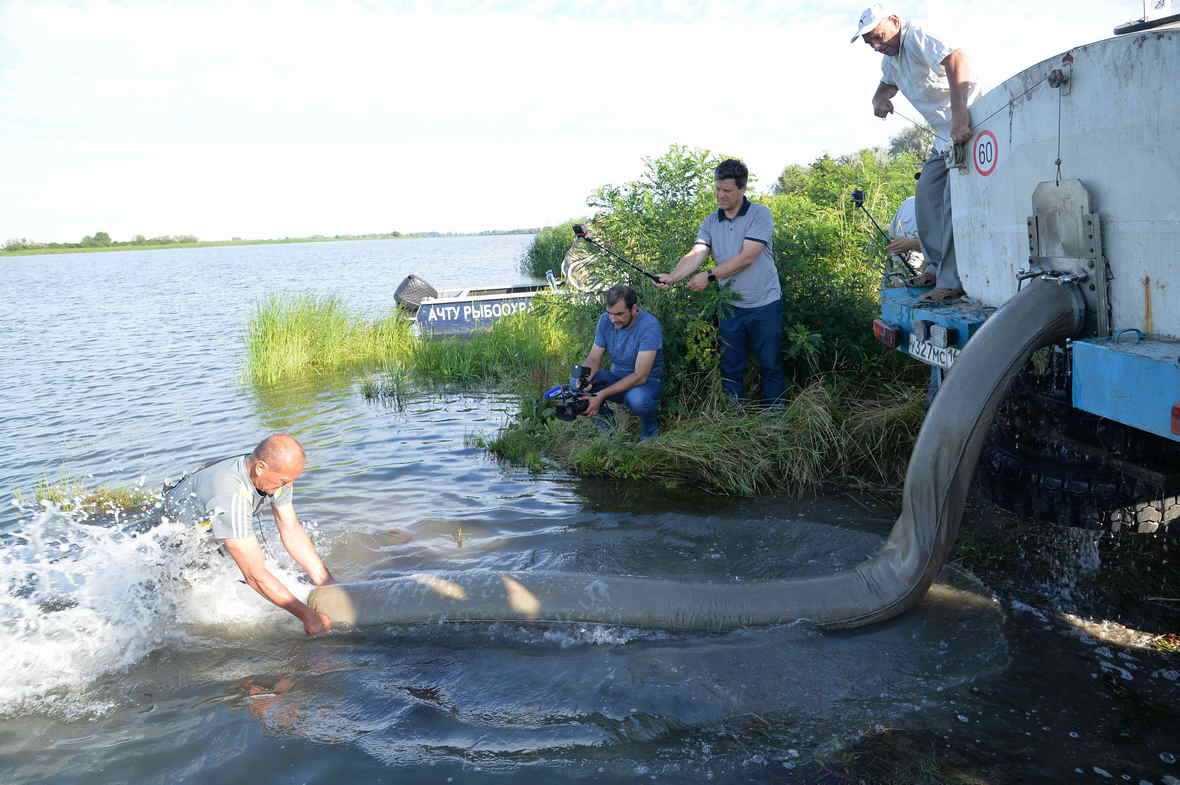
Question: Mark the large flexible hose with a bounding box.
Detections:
[310,280,1086,630]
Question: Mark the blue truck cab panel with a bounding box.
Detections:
[1071,334,1180,444]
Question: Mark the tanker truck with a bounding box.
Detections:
[872,4,1180,535]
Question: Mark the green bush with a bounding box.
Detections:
[519,221,583,279]
[486,143,931,492]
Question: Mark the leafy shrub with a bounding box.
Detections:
[519,221,583,279]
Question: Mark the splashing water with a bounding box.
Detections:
[0,496,311,718]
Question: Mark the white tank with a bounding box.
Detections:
[950,26,1180,339]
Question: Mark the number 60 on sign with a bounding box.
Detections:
[973,130,998,176]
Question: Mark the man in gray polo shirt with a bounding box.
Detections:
[657,158,785,406]
[163,433,336,636]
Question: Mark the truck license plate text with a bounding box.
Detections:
[908,335,960,369]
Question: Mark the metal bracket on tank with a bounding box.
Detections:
[945,141,969,171]
[1048,64,1072,96]
[1026,179,1111,337]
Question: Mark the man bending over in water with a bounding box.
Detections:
[163,433,336,635]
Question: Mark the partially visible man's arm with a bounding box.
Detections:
[580,343,606,384]
[272,503,335,588]
[583,350,657,418]
[657,243,710,289]
[686,239,763,292]
[222,536,332,636]
[887,237,922,253]
[942,50,973,143]
[872,82,899,118]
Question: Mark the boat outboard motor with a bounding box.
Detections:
[394,274,439,313]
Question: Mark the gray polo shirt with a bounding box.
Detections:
[162,455,293,540]
[696,198,782,310]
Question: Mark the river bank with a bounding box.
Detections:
[0,230,536,258]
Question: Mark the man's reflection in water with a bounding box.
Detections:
[238,675,303,732]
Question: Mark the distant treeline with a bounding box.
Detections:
[2,227,540,255]
[4,232,201,251]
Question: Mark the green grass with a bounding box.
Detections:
[245,295,414,385]
[245,293,581,391]
[244,290,927,497]
[810,728,996,785]
[14,476,157,517]
[482,375,926,496]
[1150,633,1180,654]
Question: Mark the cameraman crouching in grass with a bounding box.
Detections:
[578,284,664,441]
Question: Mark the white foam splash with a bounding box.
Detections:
[0,500,310,717]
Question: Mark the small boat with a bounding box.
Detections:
[395,274,558,338]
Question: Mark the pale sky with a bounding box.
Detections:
[1,0,1127,243]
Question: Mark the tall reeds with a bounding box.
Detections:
[244,293,581,392]
[245,295,413,385]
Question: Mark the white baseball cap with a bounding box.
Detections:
[850,4,889,43]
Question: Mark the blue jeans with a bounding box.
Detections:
[719,298,786,406]
[589,369,662,440]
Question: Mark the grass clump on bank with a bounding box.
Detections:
[245,293,582,392]
[481,373,925,496]
[245,295,414,385]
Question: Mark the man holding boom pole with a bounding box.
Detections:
[657,158,785,408]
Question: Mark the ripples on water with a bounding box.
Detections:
[6,237,1157,784]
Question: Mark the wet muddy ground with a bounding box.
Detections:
[802,502,1180,785]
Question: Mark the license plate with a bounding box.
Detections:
[908,334,960,369]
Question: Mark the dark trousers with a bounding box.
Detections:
[589,369,662,440]
[916,152,960,290]
[719,298,786,406]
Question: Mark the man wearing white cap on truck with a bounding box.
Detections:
[853,5,981,302]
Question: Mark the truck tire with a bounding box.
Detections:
[976,346,1180,536]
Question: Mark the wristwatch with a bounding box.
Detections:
[707,272,718,284]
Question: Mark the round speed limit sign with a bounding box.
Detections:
[973,130,998,176]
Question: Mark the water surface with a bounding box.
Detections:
[1,237,1176,784]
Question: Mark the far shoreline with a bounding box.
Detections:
[0,230,537,258]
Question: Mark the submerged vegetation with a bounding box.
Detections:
[246,141,928,494]
[14,476,157,518]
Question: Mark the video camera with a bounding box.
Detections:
[543,364,593,421]
[851,188,866,208]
